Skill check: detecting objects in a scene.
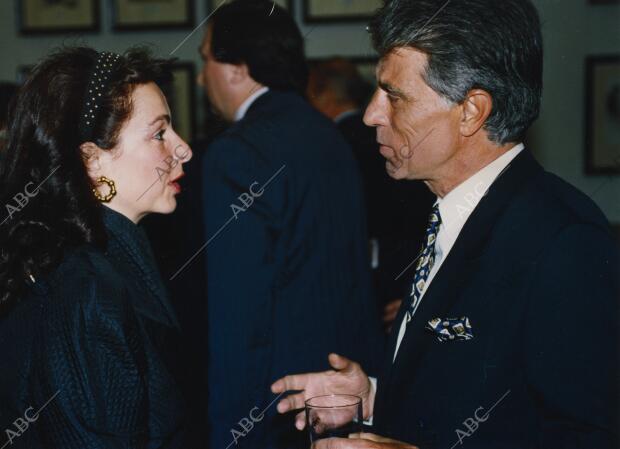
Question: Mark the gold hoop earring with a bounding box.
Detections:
[93,176,117,202]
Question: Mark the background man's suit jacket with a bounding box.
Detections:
[373,149,619,449]
[202,90,383,449]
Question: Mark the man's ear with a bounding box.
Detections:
[460,89,493,138]
[229,62,250,85]
[80,141,103,179]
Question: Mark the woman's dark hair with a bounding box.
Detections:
[209,0,308,96]
[0,46,173,314]
[368,0,543,145]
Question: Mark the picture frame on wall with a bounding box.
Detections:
[112,0,194,31]
[585,55,620,174]
[303,0,381,23]
[209,0,292,12]
[18,0,100,34]
[160,62,197,143]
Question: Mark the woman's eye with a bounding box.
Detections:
[154,129,166,141]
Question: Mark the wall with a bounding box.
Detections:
[529,0,620,224]
[0,0,618,222]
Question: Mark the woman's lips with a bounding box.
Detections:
[169,182,181,194]
[168,173,185,194]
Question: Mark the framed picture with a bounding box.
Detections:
[209,0,292,12]
[303,0,381,23]
[18,0,100,34]
[161,63,197,143]
[585,55,620,174]
[112,0,194,30]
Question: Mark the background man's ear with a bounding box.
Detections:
[229,62,250,85]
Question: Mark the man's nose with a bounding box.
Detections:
[363,90,386,128]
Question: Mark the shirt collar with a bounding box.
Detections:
[437,143,525,238]
[234,86,269,122]
[334,109,361,124]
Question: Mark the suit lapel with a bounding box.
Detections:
[381,150,543,389]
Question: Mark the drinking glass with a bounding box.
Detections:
[305,394,362,446]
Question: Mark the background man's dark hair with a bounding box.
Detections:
[308,58,374,108]
[0,82,19,131]
[369,0,543,145]
[209,0,308,95]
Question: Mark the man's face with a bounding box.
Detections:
[198,26,234,120]
[363,48,462,181]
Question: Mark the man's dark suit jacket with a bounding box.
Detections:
[373,149,619,449]
[202,90,383,449]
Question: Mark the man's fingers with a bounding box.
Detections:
[313,438,353,449]
[328,353,354,372]
[276,392,308,413]
[382,306,399,322]
[349,432,393,442]
[314,438,378,449]
[295,411,306,430]
[272,373,310,393]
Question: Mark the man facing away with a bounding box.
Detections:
[272,0,620,448]
[197,1,383,448]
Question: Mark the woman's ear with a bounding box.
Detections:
[80,142,102,180]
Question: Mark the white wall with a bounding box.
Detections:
[1,0,618,222]
[529,0,620,223]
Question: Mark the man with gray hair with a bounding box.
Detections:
[272,0,619,447]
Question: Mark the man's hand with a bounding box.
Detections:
[313,433,419,449]
[271,353,374,430]
[382,298,403,333]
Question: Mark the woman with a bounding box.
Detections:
[0,47,193,448]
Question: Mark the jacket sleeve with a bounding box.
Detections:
[32,264,149,449]
[523,223,619,448]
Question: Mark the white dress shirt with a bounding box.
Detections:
[334,109,361,124]
[392,143,525,359]
[234,86,269,122]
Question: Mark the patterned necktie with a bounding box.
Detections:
[406,204,442,323]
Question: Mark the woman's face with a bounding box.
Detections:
[88,82,192,223]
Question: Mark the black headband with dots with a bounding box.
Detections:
[78,51,122,143]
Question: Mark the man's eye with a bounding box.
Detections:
[154,130,166,141]
[388,94,400,104]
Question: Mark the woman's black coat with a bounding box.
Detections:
[0,206,187,448]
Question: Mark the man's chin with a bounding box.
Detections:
[385,160,409,180]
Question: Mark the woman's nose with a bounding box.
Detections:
[173,142,192,164]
